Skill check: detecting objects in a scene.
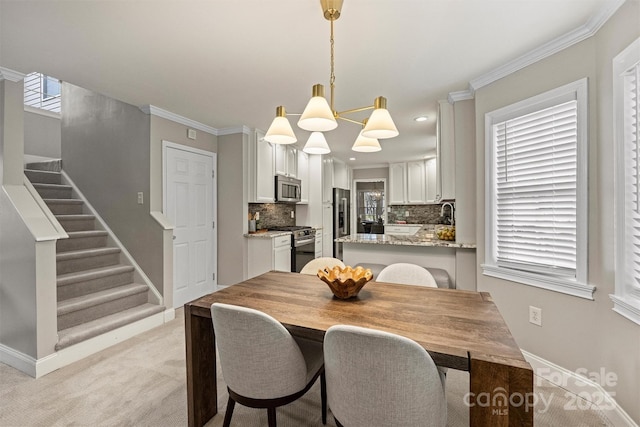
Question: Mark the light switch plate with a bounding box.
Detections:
[187,128,197,140]
[137,192,144,204]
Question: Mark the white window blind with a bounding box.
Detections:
[622,63,639,291]
[494,100,578,277]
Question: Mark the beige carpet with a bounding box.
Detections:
[0,308,615,426]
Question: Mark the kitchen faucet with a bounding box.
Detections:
[440,202,455,225]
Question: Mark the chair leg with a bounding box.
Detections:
[267,407,277,427]
[222,396,236,427]
[320,372,327,425]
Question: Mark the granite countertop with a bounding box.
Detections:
[335,225,476,249]
[244,231,292,238]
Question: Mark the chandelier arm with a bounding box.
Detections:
[337,116,366,126]
[335,104,375,116]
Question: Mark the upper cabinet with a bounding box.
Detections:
[388,162,407,204]
[425,157,437,202]
[322,157,352,203]
[333,158,350,190]
[437,100,455,200]
[388,161,436,205]
[274,144,298,178]
[297,150,309,204]
[249,129,275,203]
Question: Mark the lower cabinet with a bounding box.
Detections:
[315,231,323,258]
[247,235,292,279]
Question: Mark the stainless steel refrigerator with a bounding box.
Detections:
[333,188,350,260]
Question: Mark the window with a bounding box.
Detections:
[23,72,61,113]
[612,37,640,325]
[42,75,61,99]
[482,78,593,299]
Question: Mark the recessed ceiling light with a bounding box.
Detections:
[414,116,428,122]
[349,157,356,161]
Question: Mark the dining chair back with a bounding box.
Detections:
[211,303,326,427]
[376,262,438,287]
[324,325,447,427]
[300,257,346,275]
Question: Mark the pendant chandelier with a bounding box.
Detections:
[264,0,398,154]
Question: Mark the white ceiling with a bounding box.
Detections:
[0,0,620,167]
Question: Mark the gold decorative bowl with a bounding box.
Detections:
[317,265,373,299]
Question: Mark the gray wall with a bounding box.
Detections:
[24,110,61,159]
[60,84,163,292]
[473,1,639,420]
[217,131,248,286]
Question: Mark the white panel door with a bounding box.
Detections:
[165,144,216,308]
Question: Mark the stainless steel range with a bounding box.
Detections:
[269,226,316,273]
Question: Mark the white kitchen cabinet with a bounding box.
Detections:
[333,158,349,190]
[322,157,334,203]
[322,203,333,256]
[425,157,438,202]
[275,144,298,178]
[315,231,323,258]
[249,129,275,203]
[273,235,292,272]
[389,161,433,205]
[297,150,309,204]
[388,163,406,205]
[406,161,426,203]
[247,234,292,279]
[437,100,455,200]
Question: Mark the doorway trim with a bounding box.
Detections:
[162,140,217,307]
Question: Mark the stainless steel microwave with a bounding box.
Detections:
[275,174,301,203]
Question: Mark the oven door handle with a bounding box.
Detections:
[294,238,316,247]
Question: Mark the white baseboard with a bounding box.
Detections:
[1,312,165,378]
[0,343,38,377]
[522,350,638,427]
[163,308,176,322]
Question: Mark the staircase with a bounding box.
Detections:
[25,161,164,351]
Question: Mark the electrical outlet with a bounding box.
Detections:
[137,192,144,204]
[529,306,542,326]
[405,211,410,216]
[290,210,295,218]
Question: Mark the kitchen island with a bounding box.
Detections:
[336,225,476,290]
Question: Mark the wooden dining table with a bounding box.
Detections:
[184,271,533,427]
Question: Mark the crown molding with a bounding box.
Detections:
[140,105,218,135]
[217,126,251,136]
[448,0,626,103]
[0,67,27,82]
[448,87,475,104]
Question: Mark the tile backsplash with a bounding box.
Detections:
[249,203,296,229]
[388,204,452,225]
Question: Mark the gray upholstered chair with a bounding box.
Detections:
[324,325,447,427]
[210,303,327,427]
[376,262,438,287]
[300,257,346,275]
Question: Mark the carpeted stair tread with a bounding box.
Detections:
[32,182,72,191]
[24,169,62,184]
[55,214,96,221]
[55,303,165,351]
[44,198,84,205]
[57,264,134,286]
[57,283,149,316]
[25,160,61,172]
[64,230,107,239]
[56,246,120,262]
